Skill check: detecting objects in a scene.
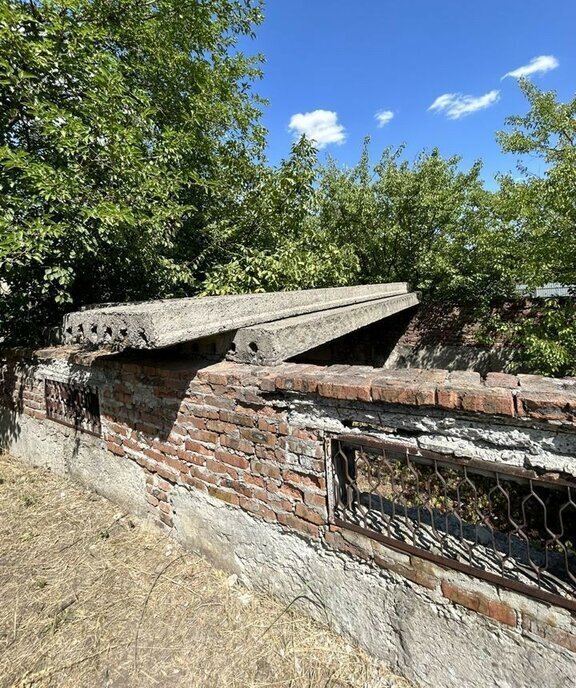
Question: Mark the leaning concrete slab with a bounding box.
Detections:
[63,284,409,350]
[227,292,420,365]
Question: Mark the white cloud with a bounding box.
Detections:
[288,109,345,148]
[502,55,559,80]
[375,110,394,127]
[428,90,500,120]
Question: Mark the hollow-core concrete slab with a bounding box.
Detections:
[227,292,420,365]
[63,284,409,350]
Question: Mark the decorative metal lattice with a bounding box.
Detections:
[332,435,576,611]
[44,380,101,436]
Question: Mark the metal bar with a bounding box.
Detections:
[331,435,576,613]
[337,434,576,488]
[333,518,576,613]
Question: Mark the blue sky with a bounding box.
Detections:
[246,0,576,185]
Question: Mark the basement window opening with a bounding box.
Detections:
[331,436,576,611]
[44,380,101,437]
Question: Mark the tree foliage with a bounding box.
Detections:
[493,80,576,375]
[0,0,264,341]
[318,142,517,302]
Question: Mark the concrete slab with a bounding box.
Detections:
[63,284,409,350]
[227,292,420,365]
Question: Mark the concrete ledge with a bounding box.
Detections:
[63,283,409,351]
[228,292,420,365]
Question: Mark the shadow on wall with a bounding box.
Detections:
[293,303,520,374]
[95,349,215,445]
[385,344,516,376]
[0,356,33,451]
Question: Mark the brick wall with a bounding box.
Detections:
[1,347,576,671]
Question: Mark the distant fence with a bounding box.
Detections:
[517,283,576,298]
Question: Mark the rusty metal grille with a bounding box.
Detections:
[45,380,101,436]
[332,435,576,611]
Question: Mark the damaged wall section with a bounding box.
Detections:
[1,348,575,688]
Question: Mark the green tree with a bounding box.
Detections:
[202,136,358,294]
[497,79,576,288]
[0,0,264,343]
[317,142,514,302]
[495,79,576,375]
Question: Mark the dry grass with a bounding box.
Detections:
[0,455,413,688]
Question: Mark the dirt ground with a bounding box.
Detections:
[0,455,412,688]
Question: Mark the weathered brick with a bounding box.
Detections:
[214,449,249,470]
[206,458,238,480]
[461,388,515,416]
[318,376,372,402]
[522,614,576,652]
[324,530,370,560]
[517,391,576,423]
[106,441,125,457]
[184,439,213,456]
[277,512,320,539]
[283,469,325,491]
[371,381,436,407]
[207,485,240,506]
[295,502,325,525]
[187,428,219,445]
[219,410,254,427]
[250,460,281,480]
[240,427,276,447]
[441,582,516,626]
[220,435,254,455]
[485,372,519,389]
[239,496,276,522]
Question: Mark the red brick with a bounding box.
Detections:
[441,581,482,612]
[250,460,281,480]
[184,439,213,456]
[205,419,237,434]
[220,435,254,454]
[187,428,218,444]
[517,391,576,423]
[486,600,516,626]
[257,417,279,433]
[485,372,519,389]
[158,511,173,527]
[318,377,372,402]
[207,486,240,506]
[240,427,276,447]
[441,582,516,626]
[214,449,249,470]
[371,381,436,406]
[239,496,276,522]
[206,458,238,480]
[279,483,302,500]
[146,494,159,507]
[283,470,325,491]
[106,441,125,457]
[461,389,515,416]
[324,530,369,559]
[295,502,325,525]
[277,512,320,538]
[176,449,206,466]
[303,491,327,508]
[219,410,254,427]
